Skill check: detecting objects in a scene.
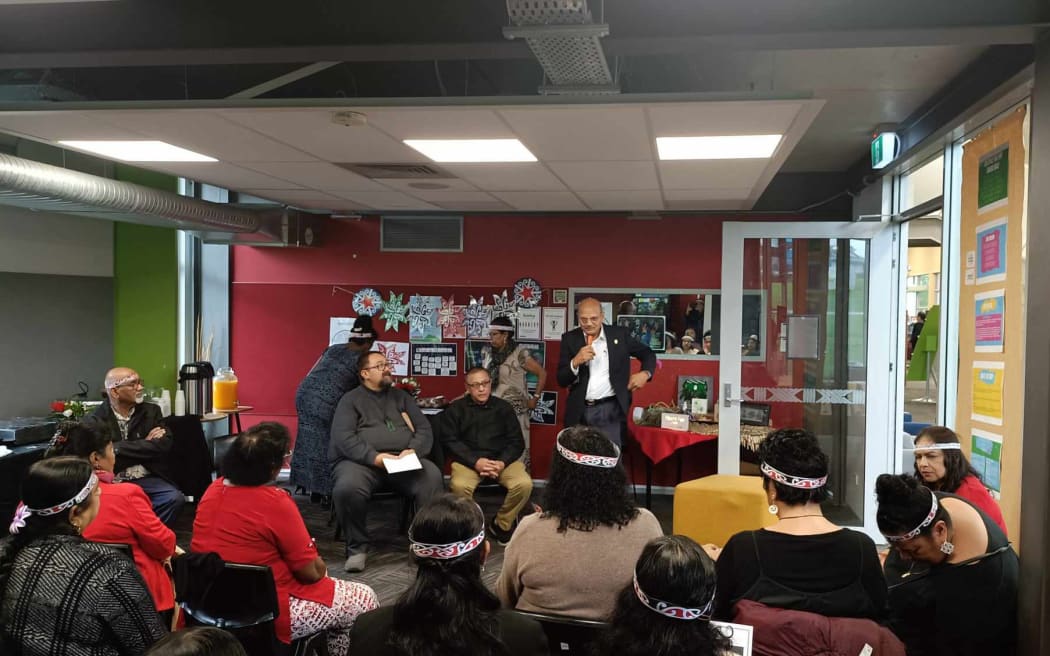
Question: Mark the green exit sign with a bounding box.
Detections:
[871,132,900,169]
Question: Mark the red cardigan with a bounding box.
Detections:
[83,480,176,612]
[954,474,1007,536]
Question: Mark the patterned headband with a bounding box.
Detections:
[410,527,486,560]
[760,461,828,489]
[633,572,715,621]
[349,330,374,339]
[9,472,98,534]
[105,374,137,390]
[883,490,939,542]
[487,323,514,332]
[914,442,962,451]
[556,430,620,468]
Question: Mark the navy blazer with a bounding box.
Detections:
[556,323,656,426]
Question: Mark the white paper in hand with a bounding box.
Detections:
[383,452,423,474]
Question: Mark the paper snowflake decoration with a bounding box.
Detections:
[380,292,408,332]
[491,290,517,320]
[408,295,437,334]
[378,342,407,368]
[513,277,542,308]
[438,297,457,327]
[530,394,555,423]
[463,303,492,338]
[352,288,383,316]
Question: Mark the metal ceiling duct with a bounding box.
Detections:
[0,151,262,233]
[504,0,619,95]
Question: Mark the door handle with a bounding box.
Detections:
[723,383,742,408]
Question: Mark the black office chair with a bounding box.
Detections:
[179,562,328,656]
[512,610,608,655]
[329,481,414,540]
[93,542,134,559]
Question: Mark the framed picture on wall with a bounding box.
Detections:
[615,314,666,352]
[553,289,568,304]
[740,402,771,426]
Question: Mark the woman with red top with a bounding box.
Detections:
[46,421,179,619]
[912,426,1007,535]
[191,422,377,656]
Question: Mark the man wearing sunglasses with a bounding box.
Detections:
[329,352,443,572]
[86,366,185,526]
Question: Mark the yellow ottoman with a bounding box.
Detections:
[673,474,776,547]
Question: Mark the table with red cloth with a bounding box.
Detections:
[629,420,717,508]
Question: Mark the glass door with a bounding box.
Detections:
[720,221,898,537]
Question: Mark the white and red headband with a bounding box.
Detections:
[633,573,714,621]
[760,461,828,489]
[9,472,98,534]
[410,527,486,560]
[883,490,939,542]
[556,430,620,468]
[487,323,515,333]
[914,442,962,451]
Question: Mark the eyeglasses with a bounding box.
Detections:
[362,362,392,372]
[466,380,492,389]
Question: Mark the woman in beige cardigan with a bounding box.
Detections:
[497,426,663,620]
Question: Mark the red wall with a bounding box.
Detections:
[230,213,796,484]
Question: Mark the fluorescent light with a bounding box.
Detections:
[656,134,782,160]
[403,139,537,163]
[58,140,217,162]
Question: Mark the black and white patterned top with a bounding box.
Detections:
[1,534,166,655]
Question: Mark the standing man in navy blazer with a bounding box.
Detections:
[556,297,657,446]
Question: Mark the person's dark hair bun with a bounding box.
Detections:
[875,472,920,503]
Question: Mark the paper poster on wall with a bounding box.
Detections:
[971,361,1005,426]
[329,317,355,345]
[463,340,492,373]
[616,314,666,352]
[518,341,546,392]
[463,304,492,338]
[410,343,458,377]
[977,145,1009,213]
[439,299,466,339]
[408,295,441,342]
[975,217,1008,284]
[375,341,410,376]
[543,307,567,340]
[529,390,558,425]
[970,428,1003,495]
[974,289,1005,353]
[964,269,976,286]
[516,307,541,340]
[965,250,976,268]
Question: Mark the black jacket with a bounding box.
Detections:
[86,401,176,484]
[440,395,524,466]
[349,606,548,656]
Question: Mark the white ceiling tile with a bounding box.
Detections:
[647,102,801,137]
[237,162,390,191]
[141,162,305,190]
[499,107,653,161]
[330,190,441,211]
[658,159,770,189]
[491,191,587,211]
[577,190,664,211]
[402,189,498,203]
[220,109,427,163]
[441,163,567,191]
[662,188,752,202]
[100,111,316,162]
[366,109,511,140]
[375,177,478,192]
[0,111,142,141]
[547,161,658,191]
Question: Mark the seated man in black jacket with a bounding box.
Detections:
[441,367,532,545]
[86,367,185,526]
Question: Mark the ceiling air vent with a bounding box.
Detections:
[337,163,453,179]
[381,216,463,252]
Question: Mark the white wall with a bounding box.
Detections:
[0,205,112,277]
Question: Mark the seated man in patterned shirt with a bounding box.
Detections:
[86,367,185,526]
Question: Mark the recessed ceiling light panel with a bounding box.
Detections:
[58,140,217,162]
[656,134,782,160]
[403,139,537,163]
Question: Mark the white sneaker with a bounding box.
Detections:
[344,552,367,572]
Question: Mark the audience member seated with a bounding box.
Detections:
[351,494,547,656]
[701,330,713,355]
[742,334,760,356]
[191,423,378,656]
[86,367,185,526]
[497,426,663,620]
[46,421,180,621]
[911,425,1006,535]
[595,535,729,656]
[442,367,533,545]
[713,429,887,621]
[0,457,166,654]
[876,473,1018,656]
[145,627,246,656]
[679,334,699,355]
[329,352,443,573]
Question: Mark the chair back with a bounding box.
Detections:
[180,562,283,655]
[512,610,608,654]
[94,542,133,559]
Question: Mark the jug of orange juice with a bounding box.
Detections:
[213,367,239,412]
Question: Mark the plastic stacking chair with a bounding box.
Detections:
[512,610,608,654]
[179,562,328,656]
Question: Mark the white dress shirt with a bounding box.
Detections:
[571,327,615,400]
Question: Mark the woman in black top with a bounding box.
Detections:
[713,428,887,620]
[876,474,1018,656]
[350,493,547,656]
